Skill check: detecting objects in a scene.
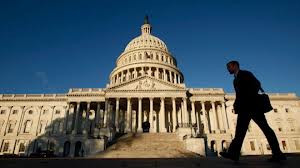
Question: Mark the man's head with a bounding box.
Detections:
[226,60,240,75]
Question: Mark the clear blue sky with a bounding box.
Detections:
[0,0,299,96]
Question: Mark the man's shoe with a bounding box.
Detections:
[219,151,239,161]
[268,154,287,162]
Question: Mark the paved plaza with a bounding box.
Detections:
[1,155,299,168]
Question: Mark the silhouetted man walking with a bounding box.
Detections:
[220,61,286,162]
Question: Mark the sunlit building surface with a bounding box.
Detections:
[1,18,299,157]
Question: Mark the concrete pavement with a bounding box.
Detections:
[1,155,299,168]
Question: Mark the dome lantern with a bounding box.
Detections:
[141,15,152,35]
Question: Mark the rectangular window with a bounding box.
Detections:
[43,109,48,114]
[8,123,14,133]
[282,141,287,150]
[12,110,18,114]
[285,108,289,113]
[274,108,278,113]
[0,110,5,114]
[250,141,256,151]
[19,143,25,152]
[55,110,60,114]
[24,120,32,133]
[3,142,9,152]
[278,128,282,132]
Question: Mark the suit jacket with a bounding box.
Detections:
[233,70,261,114]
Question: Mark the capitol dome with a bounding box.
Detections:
[124,33,169,52]
[124,15,168,52]
[108,16,184,88]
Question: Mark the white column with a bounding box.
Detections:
[16,106,25,136]
[149,98,154,132]
[163,69,166,81]
[117,74,120,83]
[217,104,225,132]
[83,102,90,135]
[134,68,137,78]
[126,98,132,132]
[138,98,143,132]
[172,98,177,132]
[141,67,145,76]
[221,102,229,130]
[34,106,43,136]
[159,97,166,132]
[49,106,55,134]
[180,101,184,127]
[155,68,159,78]
[183,97,188,127]
[67,104,75,134]
[115,98,120,132]
[191,100,196,125]
[174,74,178,84]
[126,71,130,81]
[201,102,209,134]
[95,102,101,128]
[195,103,202,134]
[3,106,12,136]
[147,67,151,76]
[63,104,70,134]
[104,99,108,127]
[72,103,80,134]
[211,101,219,133]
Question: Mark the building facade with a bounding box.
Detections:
[1,18,300,157]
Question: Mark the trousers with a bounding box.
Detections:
[228,112,282,156]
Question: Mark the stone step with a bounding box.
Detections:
[92,133,198,158]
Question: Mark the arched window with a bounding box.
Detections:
[23,120,32,133]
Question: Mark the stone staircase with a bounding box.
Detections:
[92,133,199,158]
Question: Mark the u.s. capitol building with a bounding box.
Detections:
[1,17,299,157]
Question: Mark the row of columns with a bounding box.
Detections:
[0,99,230,137]
[190,101,229,134]
[107,97,190,133]
[65,102,103,136]
[104,97,229,135]
[121,52,174,67]
[1,99,229,137]
[111,67,182,85]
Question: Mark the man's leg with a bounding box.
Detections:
[252,113,282,155]
[227,113,251,157]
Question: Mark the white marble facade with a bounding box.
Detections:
[1,18,300,157]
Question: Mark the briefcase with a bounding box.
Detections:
[257,93,273,113]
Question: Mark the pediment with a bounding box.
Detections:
[107,76,185,91]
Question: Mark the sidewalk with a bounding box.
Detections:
[1,155,299,168]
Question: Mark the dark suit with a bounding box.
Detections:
[228,70,282,157]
